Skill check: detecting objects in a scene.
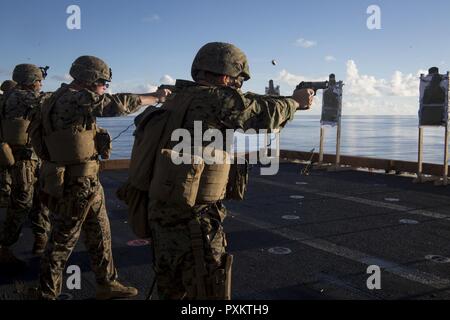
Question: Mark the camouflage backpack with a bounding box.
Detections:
[117,88,194,238]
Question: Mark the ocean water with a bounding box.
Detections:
[97,115,450,165]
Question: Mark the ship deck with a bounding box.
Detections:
[2,159,450,300]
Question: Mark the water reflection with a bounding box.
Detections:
[98,115,450,165]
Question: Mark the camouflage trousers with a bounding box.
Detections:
[39,175,118,299]
[0,166,11,207]
[149,201,228,300]
[0,160,50,248]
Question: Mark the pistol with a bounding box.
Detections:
[296,81,329,96]
[158,84,177,94]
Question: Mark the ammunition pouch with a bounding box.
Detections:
[44,129,97,165]
[1,119,30,146]
[40,160,99,200]
[0,142,15,167]
[40,161,65,199]
[95,127,112,160]
[196,149,230,204]
[226,159,249,201]
[149,149,204,208]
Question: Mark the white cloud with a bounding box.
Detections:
[108,82,158,94]
[325,55,336,62]
[160,74,175,85]
[346,60,422,98]
[294,38,317,48]
[142,14,160,23]
[389,70,421,97]
[275,60,425,115]
[276,69,327,87]
[51,74,73,82]
[345,60,386,97]
[105,74,175,95]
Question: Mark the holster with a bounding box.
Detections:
[184,218,233,300]
[205,253,233,300]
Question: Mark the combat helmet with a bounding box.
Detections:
[70,56,112,84]
[0,80,17,92]
[191,42,251,82]
[12,64,47,86]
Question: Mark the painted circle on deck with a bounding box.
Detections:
[127,239,151,247]
[282,215,300,220]
[290,195,305,200]
[425,255,450,264]
[58,293,73,300]
[399,219,419,225]
[384,198,400,202]
[268,247,292,255]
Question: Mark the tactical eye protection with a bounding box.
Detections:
[94,79,110,88]
[230,76,245,89]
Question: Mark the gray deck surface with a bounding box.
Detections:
[2,163,450,300]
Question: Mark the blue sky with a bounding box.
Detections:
[1,0,449,114]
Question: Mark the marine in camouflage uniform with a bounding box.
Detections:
[0,66,51,269]
[33,56,170,300]
[0,80,17,207]
[147,42,314,300]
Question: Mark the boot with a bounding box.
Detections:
[32,234,48,255]
[96,280,138,300]
[0,246,27,270]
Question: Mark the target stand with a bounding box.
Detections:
[313,74,348,172]
[414,68,450,186]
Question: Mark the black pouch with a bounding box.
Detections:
[95,127,112,160]
[225,160,248,201]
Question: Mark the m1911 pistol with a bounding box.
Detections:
[158,84,177,93]
[296,81,329,96]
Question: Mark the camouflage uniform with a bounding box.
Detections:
[148,43,300,300]
[0,88,50,250]
[0,80,17,207]
[0,164,11,207]
[38,82,143,299]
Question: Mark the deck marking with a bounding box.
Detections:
[268,247,292,255]
[282,215,301,220]
[399,219,419,225]
[425,255,450,264]
[234,213,450,290]
[127,239,151,247]
[254,178,450,221]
